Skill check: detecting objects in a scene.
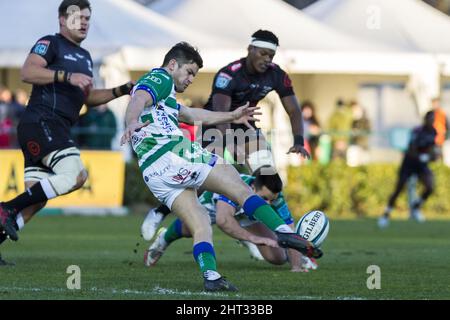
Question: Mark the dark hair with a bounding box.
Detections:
[301,100,320,126]
[251,30,279,46]
[252,166,283,193]
[58,0,91,17]
[425,110,435,121]
[162,42,203,69]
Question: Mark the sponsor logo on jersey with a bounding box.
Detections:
[215,72,232,89]
[283,74,292,87]
[33,40,50,56]
[229,62,242,72]
[27,141,41,157]
[76,53,85,59]
[87,60,92,72]
[148,75,162,85]
[64,54,77,61]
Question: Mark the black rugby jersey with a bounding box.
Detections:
[204,58,294,114]
[406,125,436,159]
[23,33,93,125]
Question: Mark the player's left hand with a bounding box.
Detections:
[120,120,150,146]
[290,266,308,273]
[231,102,262,129]
[287,145,310,159]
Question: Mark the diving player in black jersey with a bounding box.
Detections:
[0,0,134,262]
[378,111,437,228]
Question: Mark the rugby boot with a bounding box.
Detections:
[204,277,238,292]
[0,203,18,241]
[276,232,322,259]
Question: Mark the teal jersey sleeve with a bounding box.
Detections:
[271,192,294,225]
[135,70,173,104]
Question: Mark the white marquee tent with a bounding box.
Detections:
[303,0,450,54]
[0,0,234,68]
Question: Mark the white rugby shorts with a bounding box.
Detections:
[142,151,219,209]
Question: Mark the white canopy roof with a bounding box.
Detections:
[0,0,233,67]
[304,0,450,54]
[149,0,395,52]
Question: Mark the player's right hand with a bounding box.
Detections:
[69,73,93,92]
[249,235,278,248]
[120,120,150,146]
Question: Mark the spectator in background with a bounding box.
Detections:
[347,101,371,166]
[301,100,321,160]
[11,89,29,121]
[350,101,371,150]
[78,104,117,149]
[0,87,14,148]
[327,98,353,160]
[431,97,448,159]
[0,101,13,148]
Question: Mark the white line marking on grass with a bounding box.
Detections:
[0,286,367,300]
[0,286,240,298]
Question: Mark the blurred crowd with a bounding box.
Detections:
[0,85,117,150]
[1,85,448,164]
[0,86,28,148]
[301,98,372,164]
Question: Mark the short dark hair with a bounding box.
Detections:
[252,166,283,194]
[162,42,203,69]
[58,0,91,17]
[251,30,279,46]
[425,110,435,121]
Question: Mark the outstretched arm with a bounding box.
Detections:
[178,103,260,128]
[281,95,310,159]
[215,201,278,247]
[85,82,134,107]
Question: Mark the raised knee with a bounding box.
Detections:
[74,170,88,190]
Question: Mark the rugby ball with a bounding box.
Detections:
[295,210,329,247]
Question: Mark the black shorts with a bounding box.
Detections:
[399,157,432,180]
[17,116,76,168]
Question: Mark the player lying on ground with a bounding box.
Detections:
[143,167,317,272]
[121,42,322,292]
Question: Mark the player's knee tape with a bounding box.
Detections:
[247,150,275,172]
[243,195,267,220]
[43,147,85,196]
[24,166,53,182]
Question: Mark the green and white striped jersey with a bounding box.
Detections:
[131,68,213,172]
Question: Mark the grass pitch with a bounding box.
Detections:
[0,215,449,300]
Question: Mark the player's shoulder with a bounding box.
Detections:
[139,68,173,86]
[222,59,245,75]
[32,34,57,47]
[39,34,56,40]
[267,62,285,74]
